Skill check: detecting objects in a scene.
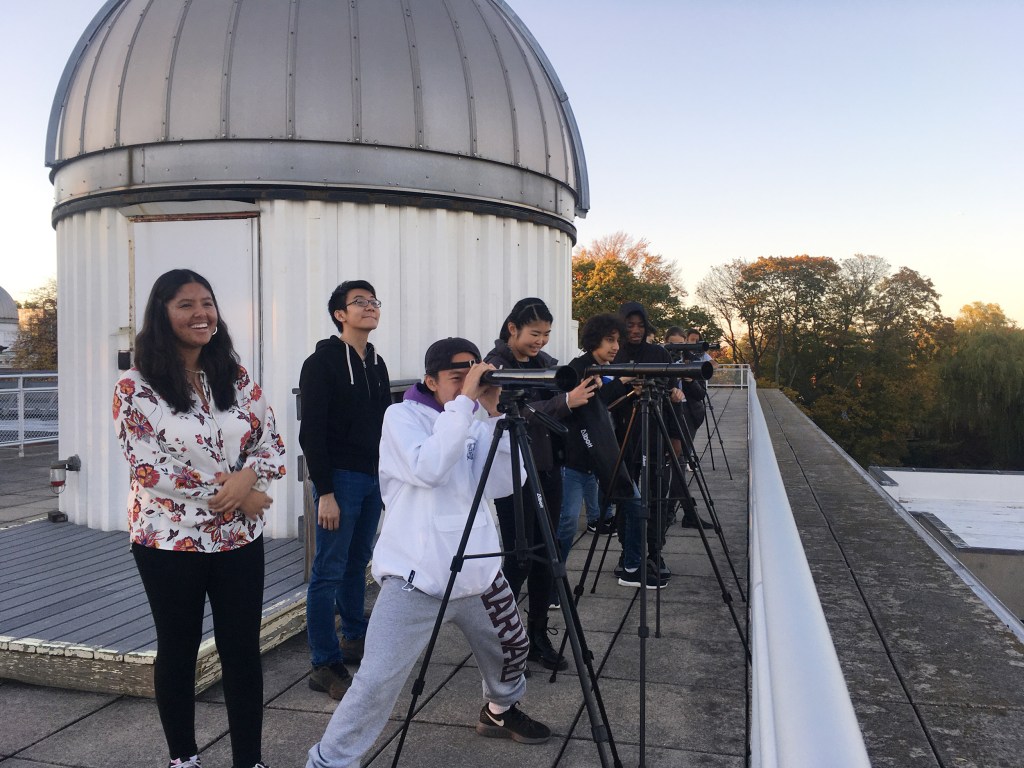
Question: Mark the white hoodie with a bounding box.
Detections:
[372,388,524,599]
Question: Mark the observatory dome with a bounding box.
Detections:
[0,286,19,323]
[46,0,588,229]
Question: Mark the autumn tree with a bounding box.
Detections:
[572,233,685,332]
[11,279,57,370]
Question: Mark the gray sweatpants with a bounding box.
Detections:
[306,571,529,768]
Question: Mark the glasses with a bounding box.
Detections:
[346,297,382,309]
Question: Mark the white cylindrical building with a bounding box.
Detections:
[46,0,589,536]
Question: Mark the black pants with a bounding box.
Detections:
[133,538,265,767]
[495,467,562,620]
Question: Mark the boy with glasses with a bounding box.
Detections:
[299,280,391,699]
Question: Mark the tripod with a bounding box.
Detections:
[558,378,749,767]
[700,385,733,479]
[390,389,622,768]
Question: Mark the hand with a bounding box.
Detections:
[317,493,341,531]
[210,467,258,513]
[567,376,598,409]
[461,362,499,406]
[670,387,684,404]
[239,490,272,520]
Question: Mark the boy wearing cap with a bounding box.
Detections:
[306,338,551,768]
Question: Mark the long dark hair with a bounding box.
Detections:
[135,269,240,413]
[498,297,554,342]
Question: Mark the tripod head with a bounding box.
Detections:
[497,387,570,435]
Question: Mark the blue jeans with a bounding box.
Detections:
[557,467,601,560]
[619,490,645,571]
[306,469,382,667]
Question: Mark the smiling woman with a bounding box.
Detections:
[112,268,286,768]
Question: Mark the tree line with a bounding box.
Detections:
[572,235,1023,471]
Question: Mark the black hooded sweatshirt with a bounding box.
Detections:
[298,336,392,495]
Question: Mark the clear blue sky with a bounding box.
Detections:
[2,0,1021,324]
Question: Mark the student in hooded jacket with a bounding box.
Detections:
[305,338,551,768]
[298,280,392,700]
[484,298,595,666]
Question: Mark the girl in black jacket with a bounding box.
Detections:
[484,298,594,671]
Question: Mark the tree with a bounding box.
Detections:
[955,302,1015,331]
[11,279,57,370]
[571,232,687,333]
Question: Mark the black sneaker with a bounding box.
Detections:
[586,521,598,533]
[653,555,672,579]
[476,702,551,744]
[308,662,352,700]
[617,564,668,590]
[597,518,616,535]
[681,514,714,530]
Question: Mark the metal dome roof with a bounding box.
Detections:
[46,0,588,228]
[0,286,18,322]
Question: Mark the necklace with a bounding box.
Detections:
[185,368,202,374]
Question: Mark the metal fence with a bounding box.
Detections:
[0,372,59,455]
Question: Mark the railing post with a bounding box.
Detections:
[17,376,25,458]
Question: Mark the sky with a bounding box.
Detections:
[2,0,1021,323]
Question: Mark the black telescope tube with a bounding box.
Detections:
[586,361,714,380]
[480,366,580,392]
[662,341,710,354]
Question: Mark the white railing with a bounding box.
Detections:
[747,376,871,768]
[709,362,750,388]
[0,372,59,455]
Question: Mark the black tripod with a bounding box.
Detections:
[700,385,733,479]
[390,389,622,768]
[558,377,749,767]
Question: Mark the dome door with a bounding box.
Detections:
[129,214,261,379]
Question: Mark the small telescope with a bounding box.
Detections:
[481,366,579,392]
[663,341,709,354]
[585,361,714,380]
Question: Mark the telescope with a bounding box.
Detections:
[663,341,709,354]
[585,361,714,380]
[481,366,579,392]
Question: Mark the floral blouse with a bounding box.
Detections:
[113,366,287,552]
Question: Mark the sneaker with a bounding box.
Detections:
[168,757,201,768]
[548,594,561,610]
[617,564,668,590]
[476,702,551,744]
[681,513,714,530]
[597,518,616,535]
[586,521,598,533]
[308,662,352,700]
[339,634,365,663]
[653,555,672,579]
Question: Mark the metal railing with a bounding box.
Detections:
[746,375,871,768]
[0,372,59,455]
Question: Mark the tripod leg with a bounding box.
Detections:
[652,403,750,658]
[705,390,733,479]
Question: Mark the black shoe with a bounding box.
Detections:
[586,521,598,533]
[653,555,672,579]
[548,593,561,610]
[617,563,668,590]
[476,702,551,744]
[308,662,352,700]
[681,514,714,530]
[527,618,568,671]
[597,518,616,535]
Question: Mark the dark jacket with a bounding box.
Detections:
[608,301,681,458]
[298,336,392,495]
[483,338,570,472]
